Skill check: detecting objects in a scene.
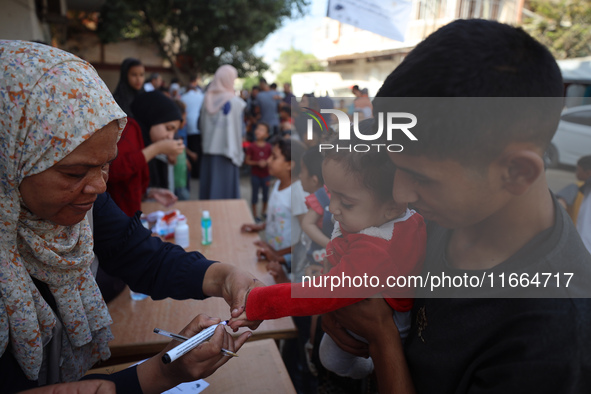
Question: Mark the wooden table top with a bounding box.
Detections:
[88,339,296,394]
[106,199,296,364]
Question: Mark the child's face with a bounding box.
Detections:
[254,124,269,141]
[300,159,319,194]
[127,65,145,91]
[388,152,503,229]
[323,159,406,233]
[268,144,291,178]
[150,120,181,142]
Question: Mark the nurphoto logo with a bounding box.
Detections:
[303,107,418,152]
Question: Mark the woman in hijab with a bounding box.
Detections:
[199,65,246,199]
[112,58,145,117]
[131,91,185,194]
[0,41,257,393]
[107,91,185,217]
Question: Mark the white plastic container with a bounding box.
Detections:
[175,215,190,248]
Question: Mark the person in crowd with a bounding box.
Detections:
[279,106,293,136]
[353,88,372,120]
[143,72,162,92]
[181,74,204,179]
[245,85,261,142]
[245,123,272,221]
[282,82,295,108]
[241,138,308,279]
[255,78,281,137]
[173,99,191,200]
[199,65,245,199]
[0,40,259,393]
[169,78,181,100]
[112,57,145,117]
[557,155,591,253]
[232,123,426,381]
[321,20,591,393]
[131,90,185,194]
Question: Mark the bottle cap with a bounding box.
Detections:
[202,210,210,219]
[176,215,187,225]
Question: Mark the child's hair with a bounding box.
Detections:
[256,122,270,135]
[323,119,395,202]
[374,19,564,167]
[302,147,325,186]
[577,155,591,171]
[272,136,306,177]
[280,106,291,118]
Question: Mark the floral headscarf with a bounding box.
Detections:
[0,41,127,381]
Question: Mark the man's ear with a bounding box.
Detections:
[499,150,544,195]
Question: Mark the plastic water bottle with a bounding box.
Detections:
[175,215,190,248]
[201,210,212,245]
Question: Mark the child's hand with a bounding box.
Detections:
[241,223,264,233]
[227,290,264,332]
[305,263,323,277]
[258,159,267,168]
[267,261,290,284]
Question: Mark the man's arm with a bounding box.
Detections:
[323,299,416,393]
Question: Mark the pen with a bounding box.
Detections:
[157,321,238,363]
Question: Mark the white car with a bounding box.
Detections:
[546,105,591,168]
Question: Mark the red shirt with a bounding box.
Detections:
[246,210,426,320]
[107,118,150,217]
[246,142,272,178]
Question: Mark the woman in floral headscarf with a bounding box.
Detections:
[0,41,258,393]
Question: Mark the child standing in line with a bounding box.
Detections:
[244,122,272,220]
[241,137,308,279]
[232,122,427,379]
[173,99,191,200]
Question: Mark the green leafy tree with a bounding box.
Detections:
[522,0,591,59]
[275,48,324,85]
[97,0,309,77]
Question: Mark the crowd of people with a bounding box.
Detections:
[1,17,591,394]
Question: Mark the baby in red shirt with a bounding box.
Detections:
[231,120,426,379]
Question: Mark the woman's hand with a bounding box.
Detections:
[154,139,185,158]
[137,315,251,394]
[146,187,178,207]
[19,380,115,394]
[202,264,264,329]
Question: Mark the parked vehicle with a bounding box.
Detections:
[546,105,591,168]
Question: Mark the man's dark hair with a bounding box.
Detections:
[259,78,268,85]
[302,147,325,186]
[272,136,306,177]
[374,19,564,166]
[324,119,395,202]
[149,73,161,82]
[577,155,591,171]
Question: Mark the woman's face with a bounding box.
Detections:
[127,65,145,91]
[19,121,120,226]
[149,120,181,142]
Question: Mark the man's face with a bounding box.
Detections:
[388,152,508,229]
